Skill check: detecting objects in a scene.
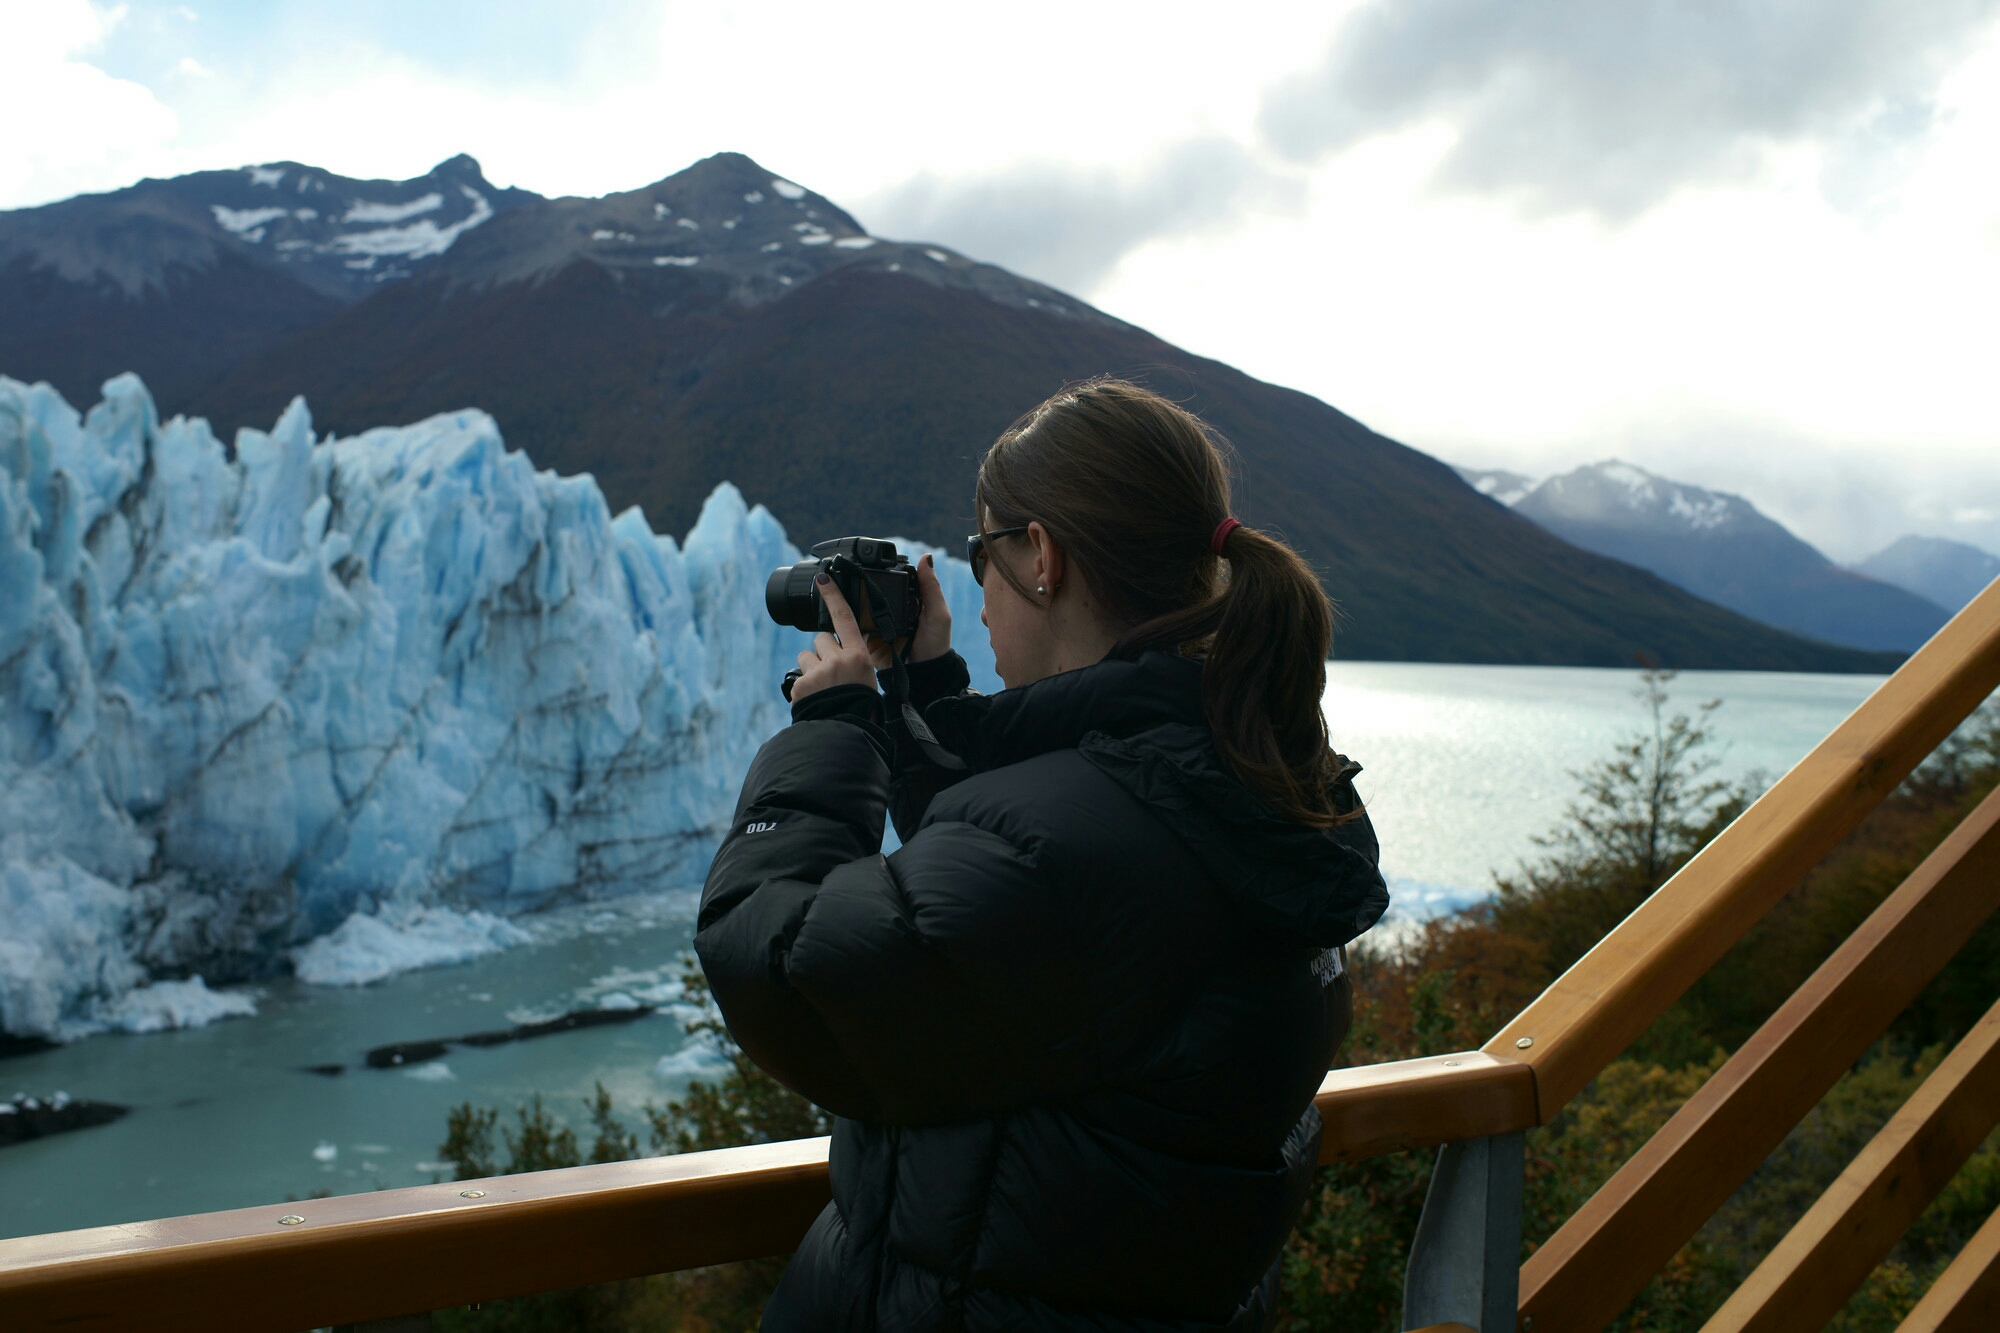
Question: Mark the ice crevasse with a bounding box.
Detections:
[0,374,995,1041]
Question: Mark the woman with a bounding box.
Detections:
[696,379,1388,1332]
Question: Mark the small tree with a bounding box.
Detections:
[1491,669,1753,980]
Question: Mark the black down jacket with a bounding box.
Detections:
[695,649,1388,1333]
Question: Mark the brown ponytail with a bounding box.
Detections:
[975,378,1352,827]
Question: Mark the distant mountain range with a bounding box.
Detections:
[0,152,1902,671]
[1459,461,1958,653]
[1853,536,2000,615]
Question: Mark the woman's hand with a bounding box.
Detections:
[790,576,884,702]
[908,553,953,663]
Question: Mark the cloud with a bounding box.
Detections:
[858,138,1304,297]
[1259,0,2000,220]
[0,0,178,207]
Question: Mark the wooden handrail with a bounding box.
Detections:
[1315,1051,1535,1163]
[1703,995,2000,1331]
[1518,783,2000,1332]
[0,1056,1537,1331]
[1896,1203,2000,1332]
[0,1138,831,1333]
[1489,577,2000,1118]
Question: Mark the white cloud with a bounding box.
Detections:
[0,0,1994,558]
[0,0,177,206]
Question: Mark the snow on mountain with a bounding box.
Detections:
[1852,536,2000,615]
[423,152,1118,325]
[1454,466,1538,507]
[0,155,531,303]
[1510,460,1950,654]
[1518,460,1763,537]
[0,373,994,1043]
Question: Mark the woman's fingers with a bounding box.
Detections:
[788,576,881,701]
[917,555,949,613]
[910,553,953,662]
[818,576,863,645]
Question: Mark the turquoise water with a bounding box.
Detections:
[1324,663,1888,916]
[0,664,1889,1239]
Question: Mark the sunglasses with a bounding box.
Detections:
[965,526,1031,587]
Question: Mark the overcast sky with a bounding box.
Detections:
[7,0,1999,561]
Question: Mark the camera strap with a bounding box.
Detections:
[859,577,968,772]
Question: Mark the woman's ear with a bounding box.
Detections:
[1027,521,1064,596]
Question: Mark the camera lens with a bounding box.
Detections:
[765,561,822,631]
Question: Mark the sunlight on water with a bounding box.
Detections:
[1324,663,1887,919]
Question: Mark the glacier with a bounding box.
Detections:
[0,373,996,1042]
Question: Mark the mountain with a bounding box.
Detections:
[0,152,1900,672]
[1853,536,2000,615]
[0,155,536,413]
[1500,461,1950,654]
[1457,466,1538,506]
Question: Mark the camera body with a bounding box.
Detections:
[765,537,922,644]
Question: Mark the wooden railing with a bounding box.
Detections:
[3,576,1998,1333]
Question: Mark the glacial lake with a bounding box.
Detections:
[0,662,1892,1239]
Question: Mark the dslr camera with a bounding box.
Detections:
[766,536,922,645]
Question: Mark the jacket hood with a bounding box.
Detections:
[924,652,1389,949]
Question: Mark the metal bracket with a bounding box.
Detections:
[1403,1131,1525,1332]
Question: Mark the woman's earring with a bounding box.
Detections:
[1036,585,1047,597]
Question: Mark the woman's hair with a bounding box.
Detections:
[976,377,1351,827]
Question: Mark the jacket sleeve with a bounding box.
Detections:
[695,717,1097,1126]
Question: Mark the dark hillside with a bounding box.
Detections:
[0,154,532,414]
[205,252,1895,670]
[0,251,338,412]
[9,150,1903,669]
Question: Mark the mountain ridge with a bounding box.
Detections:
[0,152,1901,672]
[1854,535,2000,614]
[1485,460,1949,653]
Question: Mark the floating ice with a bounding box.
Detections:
[655,1039,729,1078]
[0,374,994,1040]
[291,904,534,987]
[761,241,783,253]
[770,178,806,200]
[95,977,258,1034]
[404,1062,456,1082]
[312,1141,338,1162]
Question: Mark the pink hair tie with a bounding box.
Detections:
[1210,517,1243,555]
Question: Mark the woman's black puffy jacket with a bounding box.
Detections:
[694,649,1388,1332]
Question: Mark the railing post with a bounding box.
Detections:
[1403,1131,1524,1332]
